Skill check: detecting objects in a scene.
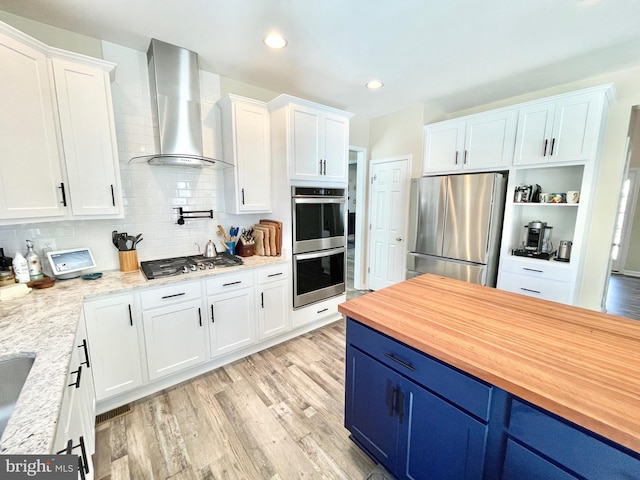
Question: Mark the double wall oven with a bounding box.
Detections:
[291,186,347,309]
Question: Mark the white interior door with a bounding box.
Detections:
[367,156,411,291]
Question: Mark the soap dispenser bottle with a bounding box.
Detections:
[12,252,30,283]
[25,240,43,281]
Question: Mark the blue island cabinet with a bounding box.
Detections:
[345,318,502,480]
[344,318,640,480]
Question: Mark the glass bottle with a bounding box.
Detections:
[25,239,43,281]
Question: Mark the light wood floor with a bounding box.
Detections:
[93,320,377,480]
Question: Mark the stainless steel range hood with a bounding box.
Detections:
[129,39,229,168]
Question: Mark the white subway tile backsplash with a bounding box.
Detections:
[0,42,264,273]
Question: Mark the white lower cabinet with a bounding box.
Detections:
[292,294,345,329]
[257,264,290,340]
[206,271,256,357]
[497,257,573,304]
[141,282,207,380]
[83,293,143,400]
[54,315,95,479]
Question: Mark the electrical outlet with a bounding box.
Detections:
[38,238,56,251]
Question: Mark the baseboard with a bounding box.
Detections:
[620,270,640,278]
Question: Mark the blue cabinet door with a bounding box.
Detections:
[400,380,487,480]
[502,439,579,480]
[345,345,401,472]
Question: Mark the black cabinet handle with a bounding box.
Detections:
[128,304,133,326]
[110,184,115,206]
[72,436,89,476]
[261,292,264,308]
[384,353,415,371]
[317,307,328,314]
[162,292,186,299]
[222,281,241,287]
[319,158,323,174]
[323,159,327,175]
[59,183,67,206]
[211,304,215,323]
[387,386,396,417]
[520,287,541,294]
[241,188,245,205]
[543,139,549,156]
[198,308,202,327]
[69,365,82,389]
[523,268,543,273]
[79,339,90,368]
[464,150,468,165]
[455,151,459,165]
[550,137,556,156]
[267,272,283,278]
[56,439,73,455]
[397,390,405,424]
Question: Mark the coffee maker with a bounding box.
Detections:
[513,220,554,259]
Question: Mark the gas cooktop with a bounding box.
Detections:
[140,253,244,280]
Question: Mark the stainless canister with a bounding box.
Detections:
[557,240,572,261]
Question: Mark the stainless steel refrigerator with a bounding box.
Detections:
[406,172,507,286]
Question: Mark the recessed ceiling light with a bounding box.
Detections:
[264,33,287,49]
[366,80,384,89]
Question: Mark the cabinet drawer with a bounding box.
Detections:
[508,400,640,479]
[140,280,201,310]
[500,257,572,282]
[502,439,578,480]
[257,263,289,284]
[347,318,492,420]
[206,271,254,294]
[498,271,571,304]
[292,295,342,329]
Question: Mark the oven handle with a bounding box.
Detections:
[292,197,345,204]
[294,247,346,261]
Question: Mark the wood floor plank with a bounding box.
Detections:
[94,423,112,480]
[148,393,192,477]
[109,415,127,461]
[128,397,171,480]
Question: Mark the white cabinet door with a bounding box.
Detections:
[513,93,603,166]
[423,119,465,174]
[465,110,517,169]
[143,298,207,380]
[220,95,271,213]
[52,58,121,216]
[208,287,256,357]
[290,103,322,180]
[321,112,349,181]
[549,94,602,163]
[84,294,144,400]
[257,264,290,339]
[0,30,65,220]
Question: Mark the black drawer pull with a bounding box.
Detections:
[388,386,396,417]
[261,292,264,308]
[384,353,415,371]
[69,365,82,389]
[110,184,115,206]
[267,272,283,277]
[161,292,186,299]
[520,287,541,294]
[211,304,215,323]
[128,304,133,326]
[523,268,543,273]
[57,439,73,455]
[79,339,90,368]
[543,139,549,156]
[198,307,202,327]
[223,281,242,287]
[317,308,328,314]
[397,390,405,424]
[59,183,67,206]
[550,137,556,155]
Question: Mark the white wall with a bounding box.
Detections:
[0,41,262,271]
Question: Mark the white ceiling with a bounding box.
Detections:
[1,0,640,118]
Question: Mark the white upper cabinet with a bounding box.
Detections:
[513,91,606,165]
[218,94,271,213]
[423,109,516,174]
[269,95,353,183]
[52,57,122,216]
[0,26,66,220]
[0,21,122,225]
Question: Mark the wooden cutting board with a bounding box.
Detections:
[259,219,282,256]
[253,225,271,256]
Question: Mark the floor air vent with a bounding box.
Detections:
[96,404,131,424]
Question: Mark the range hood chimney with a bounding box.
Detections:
[129,39,228,168]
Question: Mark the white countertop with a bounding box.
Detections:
[0,255,288,454]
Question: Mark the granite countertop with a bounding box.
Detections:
[338,273,640,454]
[0,255,287,455]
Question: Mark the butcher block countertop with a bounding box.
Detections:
[338,274,640,454]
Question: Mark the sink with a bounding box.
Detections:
[0,356,35,438]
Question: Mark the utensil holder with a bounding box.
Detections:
[118,250,138,272]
